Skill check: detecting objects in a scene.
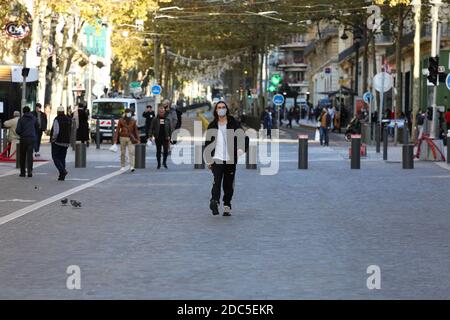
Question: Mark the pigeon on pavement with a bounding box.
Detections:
[70,200,82,208]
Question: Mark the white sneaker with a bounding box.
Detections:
[120,167,126,171]
[223,205,232,216]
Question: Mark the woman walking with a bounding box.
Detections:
[114,108,140,172]
[205,101,245,217]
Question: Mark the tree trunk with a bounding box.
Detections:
[362,26,369,94]
[36,3,52,105]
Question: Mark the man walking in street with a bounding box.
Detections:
[318,108,331,146]
[142,105,155,141]
[50,107,72,181]
[32,103,47,157]
[205,101,245,217]
[16,106,37,177]
[3,111,21,160]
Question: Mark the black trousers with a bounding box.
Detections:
[211,162,236,206]
[34,130,43,153]
[51,143,68,175]
[155,138,169,165]
[19,138,34,174]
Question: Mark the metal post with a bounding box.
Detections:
[447,131,450,164]
[16,142,20,169]
[71,117,76,151]
[111,119,115,145]
[430,0,442,139]
[298,135,308,170]
[96,119,100,149]
[194,144,205,169]
[246,136,257,169]
[21,49,27,109]
[403,122,409,144]
[393,122,398,146]
[351,135,361,169]
[75,142,86,168]
[375,124,381,153]
[402,144,414,169]
[383,126,388,160]
[134,144,146,169]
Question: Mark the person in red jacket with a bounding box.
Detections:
[445,108,450,132]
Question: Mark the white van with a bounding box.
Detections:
[90,96,155,143]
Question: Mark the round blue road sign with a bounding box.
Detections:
[151,85,162,95]
[446,73,450,91]
[273,94,285,106]
[363,92,373,104]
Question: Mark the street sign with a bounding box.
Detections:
[273,94,285,106]
[446,73,450,90]
[130,81,141,88]
[151,85,162,95]
[438,66,446,73]
[363,92,373,103]
[373,72,393,93]
[4,22,30,39]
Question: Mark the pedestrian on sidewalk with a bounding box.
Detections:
[287,108,293,128]
[318,108,331,146]
[263,108,273,139]
[205,101,245,217]
[142,105,155,141]
[32,103,47,158]
[3,111,20,160]
[445,107,450,133]
[50,107,72,181]
[15,106,37,177]
[150,104,172,169]
[115,108,140,172]
[75,102,90,146]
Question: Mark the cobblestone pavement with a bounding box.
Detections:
[0,140,449,299]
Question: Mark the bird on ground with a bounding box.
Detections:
[70,200,82,208]
[61,198,68,206]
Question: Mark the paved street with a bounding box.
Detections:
[0,137,449,299]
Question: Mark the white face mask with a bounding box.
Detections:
[217,109,227,117]
[126,113,132,118]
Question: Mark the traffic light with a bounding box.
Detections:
[428,56,439,86]
[270,73,282,86]
[268,84,277,93]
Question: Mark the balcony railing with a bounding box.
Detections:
[277,58,306,66]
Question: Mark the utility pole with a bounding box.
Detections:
[21,48,27,110]
[429,0,442,139]
[411,0,421,142]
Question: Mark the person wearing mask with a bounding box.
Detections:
[149,105,172,169]
[3,111,21,160]
[15,106,37,177]
[115,108,140,172]
[32,103,47,157]
[142,105,155,141]
[50,107,72,181]
[205,101,245,217]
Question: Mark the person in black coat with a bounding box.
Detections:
[76,103,90,145]
[142,105,155,141]
[50,107,72,181]
[204,101,246,217]
[16,106,37,177]
[32,103,47,157]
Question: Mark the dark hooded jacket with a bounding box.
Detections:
[16,113,37,140]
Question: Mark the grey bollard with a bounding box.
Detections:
[375,124,381,153]
[71,117,76,151]
[111,120,115,145]
[383,127,388,161]
[16,142,20,169]
[447,131,450,165]
[402,144,414,169]
[134,144,146,169]
[351,135,361,169]
[298,135,308,169]
[194,144,205,169]
[362,123,370,144]
[75,142,86,168]
[96,119,100,149]
[246,137,257,170]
